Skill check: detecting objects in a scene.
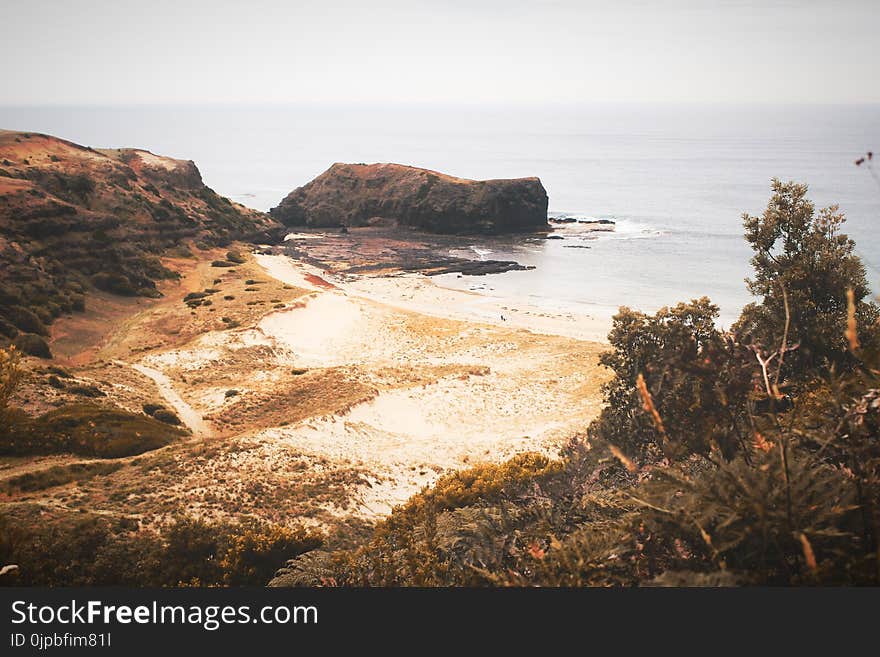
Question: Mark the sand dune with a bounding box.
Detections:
[10,248,609,531]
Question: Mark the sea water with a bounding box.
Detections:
[2,103,877,327]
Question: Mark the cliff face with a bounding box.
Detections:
[0,130,282,355]
[270,163,549,234]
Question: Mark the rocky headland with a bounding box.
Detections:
[270,162,549,234]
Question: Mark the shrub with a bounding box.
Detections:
[68,383,105,397]
[0,346,25,437]
[1,403,185,458]
[62,172,95,200]
[226,250,246,264]
[152,408,182,426]
[0,513,322,587]
[13,333,52,359]
[735,179,880,379]
[46,365,73,378]
[0,318,19,339]
[592,298,753,460]
[3,305,48,335]
[218,519,322,586]
[142,402,164,416]
[46,375,65,389]
[0,284,23,306]
[91,272,137,296]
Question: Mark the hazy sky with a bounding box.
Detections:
[4,0,879,105]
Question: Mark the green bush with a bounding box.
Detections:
[592,298,754,460]
[0,510,322,586]
[91,272,138,296]
[68,383,105,397]
[0,318,19,339]
[3,305,48,335]
[1,403,185,458]
[60,172,95,201]
[46,365,72,378]
[46,375,65,389]
[1,346,25,438]
[13,333,52,359]
[735,179,880,378]
[142,402,164,416]
[152,408,181,426]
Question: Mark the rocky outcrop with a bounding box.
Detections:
[0,130,282,351]
[270,163,549,234]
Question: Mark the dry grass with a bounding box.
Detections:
[206,366,379,436]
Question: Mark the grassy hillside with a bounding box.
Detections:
[0,130,282,358]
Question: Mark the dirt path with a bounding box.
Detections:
[123,361,213,437]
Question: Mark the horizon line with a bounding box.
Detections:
[3,100,880,109]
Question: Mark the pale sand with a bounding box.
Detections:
[247,253,610,514]
[130,150,182,171]
[254,252,612,342]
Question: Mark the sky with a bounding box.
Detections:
[4,0,879,105]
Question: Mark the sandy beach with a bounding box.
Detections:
[251,253,610,512]
[5,246,611,531]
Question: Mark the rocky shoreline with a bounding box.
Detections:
[274,226,537,277]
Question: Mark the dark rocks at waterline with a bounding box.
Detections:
[549,217,616,226]
[347,258,534,277]
[275,226,537,278]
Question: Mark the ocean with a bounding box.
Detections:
[2,103,878,327]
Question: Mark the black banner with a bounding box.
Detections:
[0,587,875,653]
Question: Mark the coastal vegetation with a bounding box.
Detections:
[0,508,321,586]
